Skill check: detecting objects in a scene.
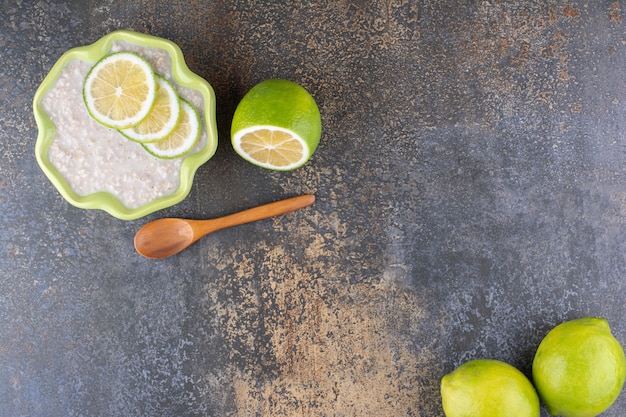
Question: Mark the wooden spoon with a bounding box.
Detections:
[134,194,315,259]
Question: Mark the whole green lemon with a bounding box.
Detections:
[532,317,626,417]
[441,359,540,417]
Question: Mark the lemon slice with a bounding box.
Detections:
[120,74,181,143]
[83,52,157,129]
[142,99,201,159]
[231,79,321,171]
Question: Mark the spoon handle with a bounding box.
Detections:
[192,194,316,240]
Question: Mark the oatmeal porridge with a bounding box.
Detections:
[43,40,207,209]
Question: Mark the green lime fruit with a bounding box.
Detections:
[231,78,322,171]
[532,317,626,417]
[441,359,540,417]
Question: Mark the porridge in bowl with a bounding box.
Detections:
[34,31,218,220]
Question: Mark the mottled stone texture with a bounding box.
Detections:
[1,1,626,416]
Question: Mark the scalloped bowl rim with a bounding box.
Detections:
[33,30,218,220]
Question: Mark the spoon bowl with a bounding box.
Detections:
[134,194,315,258]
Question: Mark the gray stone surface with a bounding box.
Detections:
[1,1,626,416]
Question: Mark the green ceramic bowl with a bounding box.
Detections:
[34,30,218,220]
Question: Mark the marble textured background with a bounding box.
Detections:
[1,1,626,416]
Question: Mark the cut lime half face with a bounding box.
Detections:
[232,125,310,170]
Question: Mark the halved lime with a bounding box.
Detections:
[120,74,181,143]
[83,52,157,129]
[231,79,321,171]
[142,99,200,159]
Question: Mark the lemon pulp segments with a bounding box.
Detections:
[83,52,157,129]
[120,74,181,143]
[142,99,200,159]
[234,126,308,169]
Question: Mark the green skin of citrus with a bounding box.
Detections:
[230,79,322,155]
[532,317,626,417]
[441,359,540,417]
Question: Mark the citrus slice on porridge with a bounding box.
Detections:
[83,51,157,129]
[231,79,322,171]
[120,74,181,143]
[142,98,201,159]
